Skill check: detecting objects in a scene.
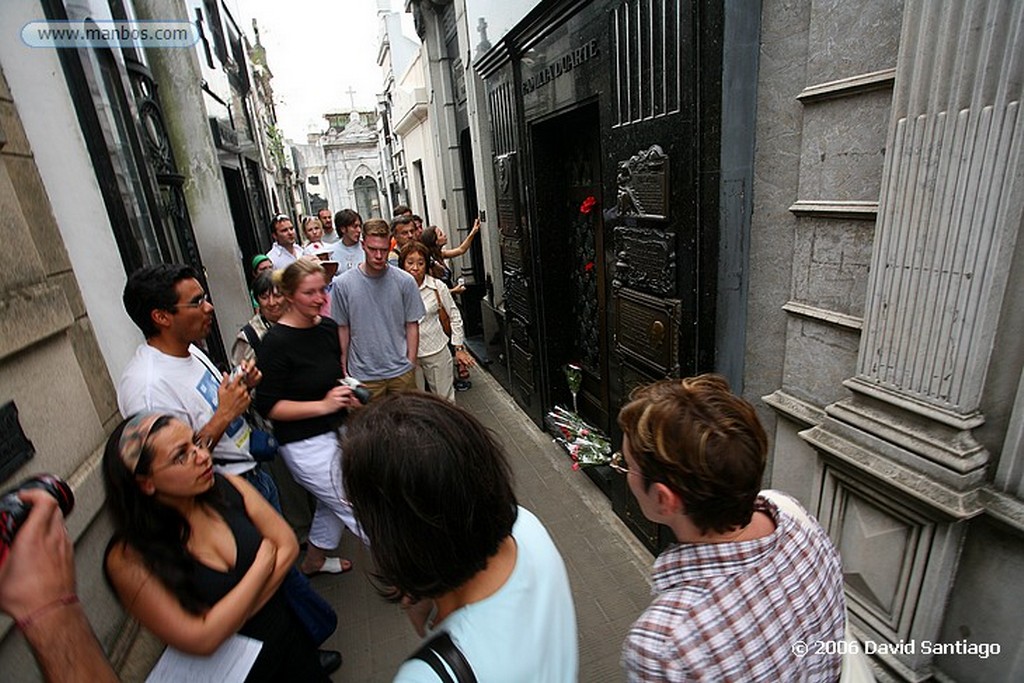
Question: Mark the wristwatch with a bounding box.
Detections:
[454,345,465,352]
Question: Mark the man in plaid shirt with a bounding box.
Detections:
[615,375,845,682]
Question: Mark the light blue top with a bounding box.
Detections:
[394,507,578,683]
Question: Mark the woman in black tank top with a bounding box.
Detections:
[102,413,325,682]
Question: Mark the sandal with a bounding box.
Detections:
[303,556,353,576]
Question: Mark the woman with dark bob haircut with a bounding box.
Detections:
[342,392,578,681]
[102,413,326,682]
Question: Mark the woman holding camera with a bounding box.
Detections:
[102,413,326,682]
[255,258,365,576]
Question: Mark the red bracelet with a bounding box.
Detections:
[15,594,79,630]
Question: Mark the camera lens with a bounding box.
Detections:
[0,475,74,567]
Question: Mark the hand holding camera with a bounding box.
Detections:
[0,475,74,569]
[228,359,261,389]
[339,377,372,405]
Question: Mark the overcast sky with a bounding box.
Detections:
[233,0,413,141]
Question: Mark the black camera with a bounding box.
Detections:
[0,474,75,566]
[339,377,372,405]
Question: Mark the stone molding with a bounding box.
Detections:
[762,388,1024,534]
[801,419,983,520]
[797,68,896,104]
[0,281,73,360]
[782,301,863,331]
[762,388,827,426]
[812,454,970,677]
[787,199,878,220]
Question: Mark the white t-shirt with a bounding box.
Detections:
[333,240,364,273]
[117,343,255,475]
[394,508,578,683]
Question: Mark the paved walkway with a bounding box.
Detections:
[313,367,655,681]
[119,367,656,681]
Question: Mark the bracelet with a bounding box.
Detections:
[15,594,79,630]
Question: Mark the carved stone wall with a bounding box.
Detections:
[0,63,122,678]
[754,1,1024,680]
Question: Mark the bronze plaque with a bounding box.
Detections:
[613,226,675,295]
[495,155,520,237]
[616,145,669,219]
[614,289,681,375]
[0,401,35,482]
[619,360,668,401]
[505,274,532,324]
[500,236,526,272]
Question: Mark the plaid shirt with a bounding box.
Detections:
[622,495,844,682]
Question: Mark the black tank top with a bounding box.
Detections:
[191,476,325,682]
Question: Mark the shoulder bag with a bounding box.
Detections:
[760,490,875,683]
[407,631,477,683]
[434,287,453,338]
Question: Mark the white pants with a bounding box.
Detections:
[278,431,367,549]
[416,347,455,402]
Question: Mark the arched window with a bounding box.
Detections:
[353,176,380,219]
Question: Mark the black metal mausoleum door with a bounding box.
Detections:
[531,103,609,430]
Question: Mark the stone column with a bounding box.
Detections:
[802,1,1024,677]
[132,0,252,345]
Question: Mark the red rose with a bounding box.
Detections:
[584,262,595,273]
[580,196,597,214]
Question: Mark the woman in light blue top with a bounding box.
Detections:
[342,393,578,682]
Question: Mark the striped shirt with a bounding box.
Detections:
[622,495,845,682]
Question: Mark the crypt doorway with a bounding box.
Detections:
[530,102,610,432]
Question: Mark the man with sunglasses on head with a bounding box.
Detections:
[116,264,343,675]
[616,374,845,682]
[266,213,304,270]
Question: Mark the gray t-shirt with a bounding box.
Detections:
[329,265,425,381]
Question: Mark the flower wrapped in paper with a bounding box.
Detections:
[546,405,611,470]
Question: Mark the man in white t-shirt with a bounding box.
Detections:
[117,263,343,675]
[332,208,364,273]
[118,264,264,480]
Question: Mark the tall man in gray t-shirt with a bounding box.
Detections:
[329,218,425,398]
